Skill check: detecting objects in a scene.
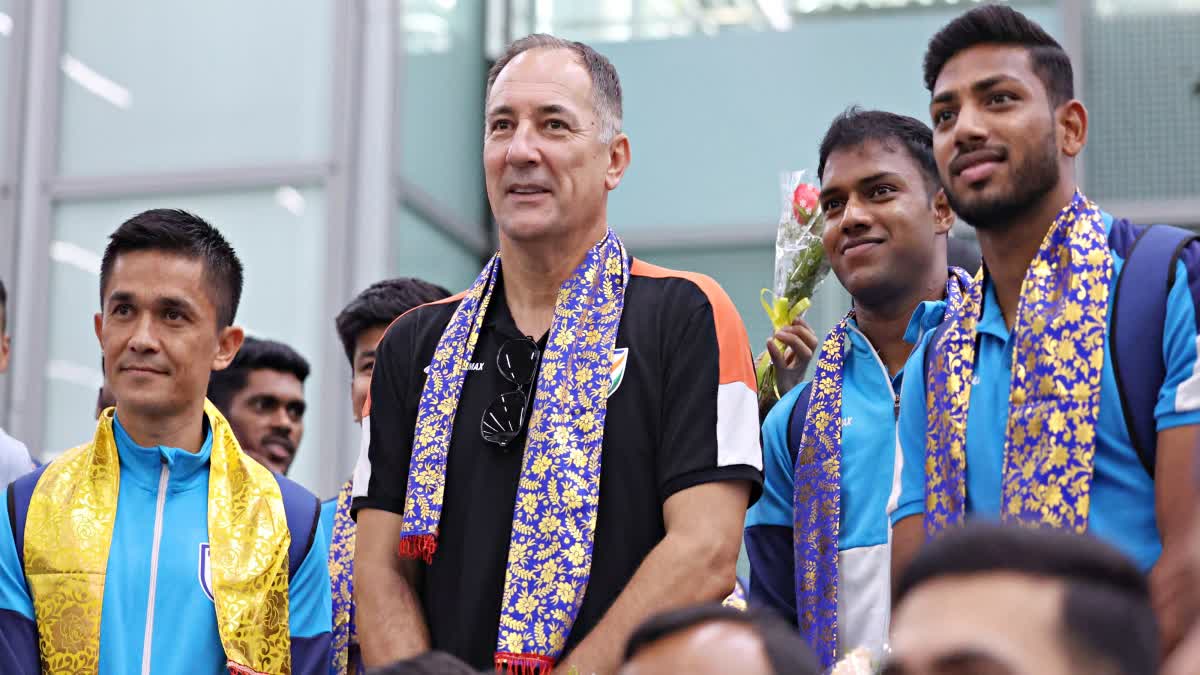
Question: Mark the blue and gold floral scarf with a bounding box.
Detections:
[924,192,1111,536]
[794,269,973,669]
[398,231,628,674]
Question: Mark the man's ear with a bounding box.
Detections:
[212,325,245,372]
[604,133,631,191]
[1058,99,1088,159]
[932,189,956,236]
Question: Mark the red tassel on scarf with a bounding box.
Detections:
[397,534,437,564]
[494,653,555,675]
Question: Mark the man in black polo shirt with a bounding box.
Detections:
[352,34,762,675]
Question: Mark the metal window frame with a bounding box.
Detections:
[7,0,64,450]
[0,0,32,430]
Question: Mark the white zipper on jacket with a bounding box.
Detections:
[846,324,900,417]
[141,461,170,675]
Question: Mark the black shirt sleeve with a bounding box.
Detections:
[656,280,764,503]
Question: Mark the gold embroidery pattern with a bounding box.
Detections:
[329,479,357,675]
[925,193,1110,536]
[999,197,1111,532]
[24,403,292,674]
[207,400,293,674]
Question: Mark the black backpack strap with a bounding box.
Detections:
[786,382,814,466]
[274,474,322,580]
[1111,223,1200,477]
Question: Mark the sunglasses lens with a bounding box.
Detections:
[497,338,540,387]
[481,391,528,447]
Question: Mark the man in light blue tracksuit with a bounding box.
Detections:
[745,109,963,666]
[0,209,331,674]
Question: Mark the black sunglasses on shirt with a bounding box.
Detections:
[480,336,541,448]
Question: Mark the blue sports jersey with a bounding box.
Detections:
[0,414,332,674]
[746,300,946,660]
[892,213,1200,571]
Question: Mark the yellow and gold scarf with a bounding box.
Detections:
[23,401,293,674]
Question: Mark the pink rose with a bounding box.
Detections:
[792,182,820,224]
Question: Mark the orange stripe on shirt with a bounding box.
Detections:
[630,258,757,389]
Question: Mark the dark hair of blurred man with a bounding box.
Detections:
[336,278,452,423]
[889,523,1157,675]
[208,336,310,475]
[0,278,35,485]
[619,604,819,675]
[0,208,332,673]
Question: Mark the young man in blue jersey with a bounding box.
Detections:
[890,4,1200,656]
[321,277,450,675]
[0,209,332,674]
[745,108,961,668]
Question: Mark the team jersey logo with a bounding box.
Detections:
[198,543,214,602]
[608,348,629,398]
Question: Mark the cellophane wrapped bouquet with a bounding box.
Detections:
[755,170,831,409]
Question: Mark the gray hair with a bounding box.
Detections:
[485,34,623,143]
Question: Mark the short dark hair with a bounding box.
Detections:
[0,277,7,333]
[335,277,451,366]
[817,107,941,196]
[624,604,820,675]
[924,5,1074,106]
[100,209,244,328]
[207,336,310,411]
[896,524,1157,675]
[486,34,623,142]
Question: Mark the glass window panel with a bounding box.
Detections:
[394,204,482,294]
[0,0,11,158]
[1084,2,1200,201]
[59,0,332,176]
[43,188,330,495]
[506,0,1054,45]
[400,0,486,227]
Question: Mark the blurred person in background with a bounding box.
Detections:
[618,604,819,675]
[208,335,310,475]
[746,107,963,668]
[0,278,36,485]
[888,523,1158,675]
[352,34,761,674]
[95,382,117,419]
[0,210,332,673]
[323,277,451,675]
[890,5,1200,655]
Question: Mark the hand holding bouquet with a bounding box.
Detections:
[755,170,831,411]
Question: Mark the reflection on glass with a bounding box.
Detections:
[42,190,329,496]
[394,204,481,295]
[59,0,332,176]
[504,0,1053,44]
[400,0,487,228]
